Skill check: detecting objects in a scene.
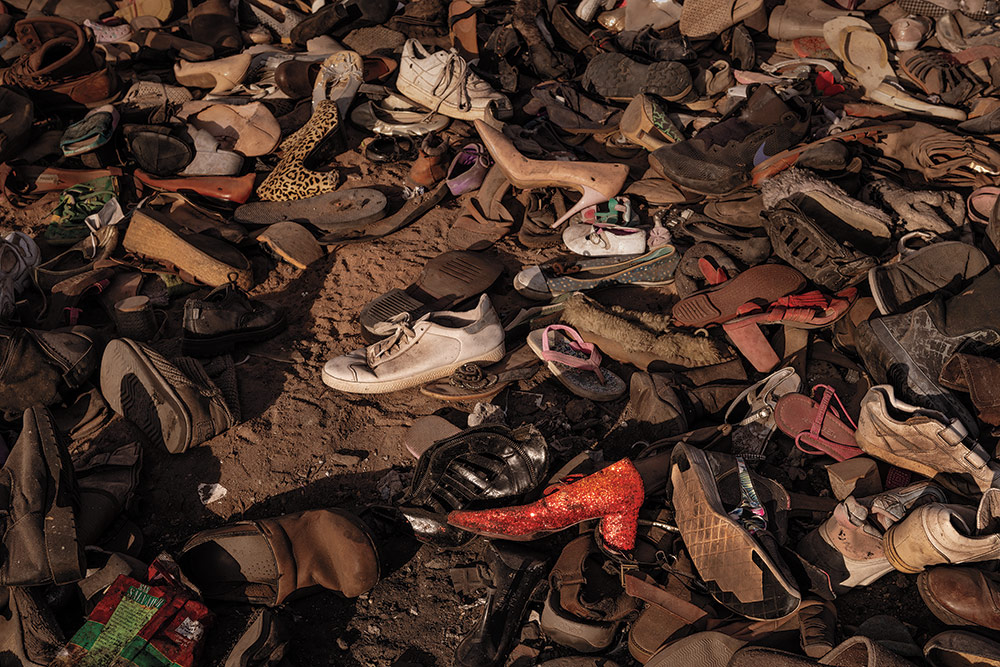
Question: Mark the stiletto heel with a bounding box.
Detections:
[473,119,629,229]
[447,458,645,552]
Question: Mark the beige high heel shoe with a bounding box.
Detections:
[174,53,252,95]
[473,119,628,229]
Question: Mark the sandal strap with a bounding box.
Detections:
[540,324,606,383]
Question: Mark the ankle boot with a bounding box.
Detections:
[455,541,549,667]
[448,459,645,552]
[856,266,1000,436]
[179,508,380,605]
[409,133,449,188]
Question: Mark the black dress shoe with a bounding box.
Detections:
[181,282,285,357]
[455,541,549,667]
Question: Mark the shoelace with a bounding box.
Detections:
[367,313,417,365]
[427,51,477,115]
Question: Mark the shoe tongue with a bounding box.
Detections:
[743,85,791,125]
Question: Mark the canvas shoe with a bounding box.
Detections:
[562,224,646,257]
[322,294,505,394]
[0,231,40,319]
[395,39,512,124]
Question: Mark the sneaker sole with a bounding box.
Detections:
[100,338,192,454]
[321,342,506,394]
[395,76,499,122]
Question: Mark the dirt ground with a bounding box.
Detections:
[2,121,963,666]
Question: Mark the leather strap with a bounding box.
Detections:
[37,408,84,585]
[623,572,707,625]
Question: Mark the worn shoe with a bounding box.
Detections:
[396,39,512,123]
[918,566,1000,631]
[322,294,505,394]
[0,231,40,319]
[99,338,239,454]
[796,483,945,595]
[182,283,286,357]
[562,223,646,257]
[179,508,380,605]
[856,267,1000,434]
[514,246,679,300]
[884,488,1000,573]
[649,85,810,196]
[868,240,990,316]
[856,385,1000,497]
[581,52,692,102]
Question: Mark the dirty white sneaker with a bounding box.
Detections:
[0,231,40,319]
[322,294,506,394]
[562,223,647,257]
[395,39,512,124]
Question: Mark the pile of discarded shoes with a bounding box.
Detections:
[2,0,1000,663]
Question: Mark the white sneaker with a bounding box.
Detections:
[322,294,506,394]
[395,39,512,123]
[0,231,40,319]
[562,223,647,256]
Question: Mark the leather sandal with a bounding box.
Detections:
[420,344,541,401]
[672,263,807,328]
[774,384,863,461]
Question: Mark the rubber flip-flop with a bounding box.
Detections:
[527,324,625,402]
[420,345,541,402]
[234,188,387,231]
[774,385,863,461]
[359,249,503,342]
[672,264,806,328]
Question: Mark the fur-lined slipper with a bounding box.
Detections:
[559,292,737,371]
[527,325,625,402]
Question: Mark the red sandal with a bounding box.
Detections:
[774,384,863,461]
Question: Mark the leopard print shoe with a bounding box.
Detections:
[257,100,344,202]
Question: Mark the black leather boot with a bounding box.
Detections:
[454,541,549,667]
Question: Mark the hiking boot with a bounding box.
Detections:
[918,566,1000,631]
[0,231,40,319]
[179,508,380,605]
[855,267,1000,434]
[0,325,102,414]
[855,385,1000,497]
[0,17,120,107]
[182,283,286,357]
[648,85,810,195]
[99,338,239,454]
[868,240,990,316]
[884,488,1000,573]
[322,294,506,394]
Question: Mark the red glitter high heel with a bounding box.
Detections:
[446,459,645,552]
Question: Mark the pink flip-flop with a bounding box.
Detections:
[526,324,625,402]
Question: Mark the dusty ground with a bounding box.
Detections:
[2,122,963,666]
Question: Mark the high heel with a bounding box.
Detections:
[446,458,645,552]
[473,119,629,229]
[174,53,252,95]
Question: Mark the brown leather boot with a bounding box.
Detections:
[409,133,450,187]
[178,508,380,606]
[0,18,120,108]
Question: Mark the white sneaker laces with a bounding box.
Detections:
[428,51,476,114]
[367,313,417,365]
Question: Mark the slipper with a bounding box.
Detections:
[420,345,542,402]
[672,263,807,328]
[774,384,863,461]
[775,390,862,461]
[60,105,120,157]
[350,94,451,137]
[514,246,680,301]
[256,221,324,270]
[527,325,625,402]
[234,188,387,231]
[359,250,503,341]
[313,50,364,118]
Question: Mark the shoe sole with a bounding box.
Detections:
[322,342,506,394]
[671,444,801,620]
[396,75,499,122]
[881,523,924,575]
[672,264,806,327]
[100,338,192,454]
